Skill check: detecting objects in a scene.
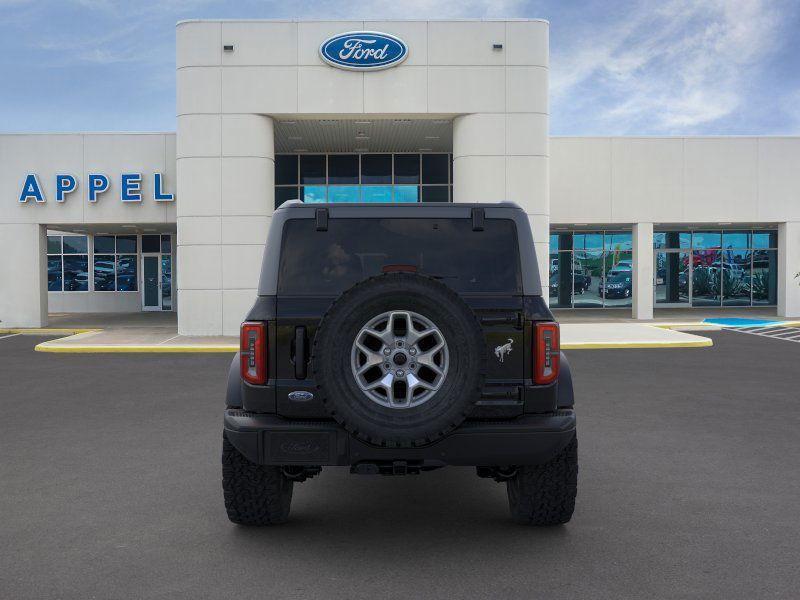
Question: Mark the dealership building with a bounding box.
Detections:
[1,19,799,335]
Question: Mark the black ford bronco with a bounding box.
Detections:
[223,201,577,525]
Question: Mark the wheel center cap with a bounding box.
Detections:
[392,352,408,366]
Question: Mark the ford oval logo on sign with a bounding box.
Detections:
[319,31,408,71]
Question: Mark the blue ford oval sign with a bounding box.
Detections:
[319,31,408,71]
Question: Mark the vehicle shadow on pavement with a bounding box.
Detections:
[226,466,575,538]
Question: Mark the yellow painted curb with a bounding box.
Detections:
[35,343,237,353]
[0,328,100,335]
[651,323,721,331]
[562,339,713,350]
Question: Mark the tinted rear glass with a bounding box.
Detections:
[278,218,521,295]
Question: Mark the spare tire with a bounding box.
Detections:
[312,273,486,448]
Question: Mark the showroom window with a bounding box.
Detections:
[93,235,138,292]
[47,235,89,292]
[654,229,778,307]
[274,153,453,208]
[549,231,633,309]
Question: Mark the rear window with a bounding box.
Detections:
[277,218,521,295]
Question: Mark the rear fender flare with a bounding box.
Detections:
[557,352,574,408]
[226,353,243,408]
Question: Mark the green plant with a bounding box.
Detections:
[692,267,718,298]
[752,271,773,301]
[722,270,747,299]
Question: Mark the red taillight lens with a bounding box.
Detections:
[534,322,560,385]
[240,321,267,385]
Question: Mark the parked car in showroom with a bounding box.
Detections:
[548,267,591,296]
[599,272,632,299]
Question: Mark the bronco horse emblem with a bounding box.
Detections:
[494,338,514,363]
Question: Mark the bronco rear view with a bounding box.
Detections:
[222,201,577,526]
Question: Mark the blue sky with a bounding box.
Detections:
[1,0,798,135]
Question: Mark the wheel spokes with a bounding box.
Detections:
[388,311,411,337]
[351,309,448,409]
[406,327,436,346]
[416,340,445,372]
[406,373,436,397]
[363,326,393,346]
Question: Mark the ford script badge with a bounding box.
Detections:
[319,31,408,71]
[288,390,315,402]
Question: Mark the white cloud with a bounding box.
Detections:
[38,0,528,66]
[551,0,790,133]
[279,0,528,19]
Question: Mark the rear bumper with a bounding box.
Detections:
[223,409,576,467]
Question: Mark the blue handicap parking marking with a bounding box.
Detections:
[703,317,782,327]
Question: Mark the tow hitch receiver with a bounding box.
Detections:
[350,460,446,476]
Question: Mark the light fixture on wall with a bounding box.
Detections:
[223,44,235,52]
[492,43,503,50]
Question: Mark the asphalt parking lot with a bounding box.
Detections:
[2,331,799,599]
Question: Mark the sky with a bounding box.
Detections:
[0,0,798,135]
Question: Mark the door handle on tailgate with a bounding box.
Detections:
[480,313,523,328]
[294,326,307,379]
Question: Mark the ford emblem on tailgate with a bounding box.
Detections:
[319,31,408,71]
[288,390,314,402]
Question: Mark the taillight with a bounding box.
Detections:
[533,322,560,385]
[240,321,267,385]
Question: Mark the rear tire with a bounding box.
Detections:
[222,433,293,525]
[507,435,577,525]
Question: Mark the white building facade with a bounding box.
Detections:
[0,19,798,332]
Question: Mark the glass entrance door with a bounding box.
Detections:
[142,255,161,311]
[654,251,690,307]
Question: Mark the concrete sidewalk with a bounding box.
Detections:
[1,311,716,352]
[26,323,713,352]
[33,329,237,353]
[560,323,712,349]
[4,312,237,353]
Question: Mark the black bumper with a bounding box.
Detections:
[224,409,576,467]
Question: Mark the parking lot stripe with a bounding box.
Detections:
[725,325,800,343]
[0,333,21,341]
